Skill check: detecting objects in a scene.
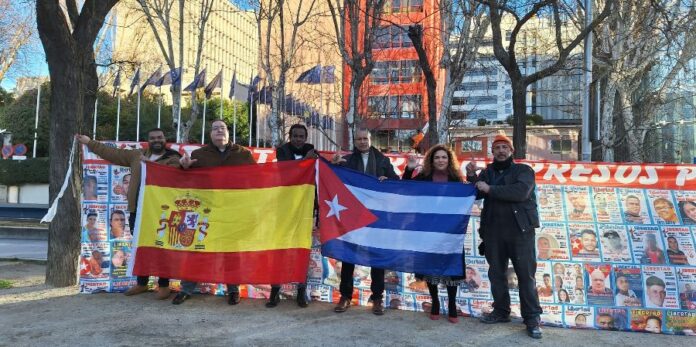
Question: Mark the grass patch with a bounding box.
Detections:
[0,279,12,289]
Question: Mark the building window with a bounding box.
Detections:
[550,139,572,153]
[464,67,497,78]
[374,25,412,49]
[461,140,484,153]
[386,0,423,14]
[468,109,498,119]
[458,81,498,91]
[367,94,421,118]
[370,60,422,85]
[464,96,498,105]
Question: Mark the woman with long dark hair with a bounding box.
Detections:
[403,144,468,323]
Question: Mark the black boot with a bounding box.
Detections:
[265,286,280,308]
[297,286,308,308]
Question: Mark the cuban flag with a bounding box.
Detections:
[317,159,476,276]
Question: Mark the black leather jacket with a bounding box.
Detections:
[467,161,540,237]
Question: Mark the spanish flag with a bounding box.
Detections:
[128,160,315,284]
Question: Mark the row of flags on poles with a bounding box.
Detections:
[112,64,336,101]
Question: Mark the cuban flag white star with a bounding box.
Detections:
[324,194,348,221]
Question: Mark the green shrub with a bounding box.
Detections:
[0,157,50,185]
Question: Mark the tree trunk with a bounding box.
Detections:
[618,89,642,162]
[347,70,366,149]
[438,79,456,144]
[45,57,84,287]
[37,0,118,287]
[511,81,527,158]
[600,80,617,162]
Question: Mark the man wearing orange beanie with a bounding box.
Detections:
[466,133,543,339]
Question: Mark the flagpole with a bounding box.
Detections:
[319,63,324,151]
[32,84,41,158]
[256,99,260,147]
[157,86,162,128]
[116,90,121,141]
[249,86,253,147]
[202,97,207,144]
[219,70,224,119]
[136,87,141,141]
[176,68,183,143]
[93,98,98,138]
[233,92,237,143]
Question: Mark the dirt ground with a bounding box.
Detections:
[0,261,691,346]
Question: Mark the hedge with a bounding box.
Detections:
[0,158,50,185]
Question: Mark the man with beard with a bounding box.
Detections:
[266,124,317,308]
[175,119,256,306]
[330,128,398,316]
[76,129,181,299]
[466,134,543,339]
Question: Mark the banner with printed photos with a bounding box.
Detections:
[80,143,696,335]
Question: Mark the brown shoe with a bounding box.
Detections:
[372,299,384,316]
[334,297,351,313]
[156,287,171,300]
[124,285,148,296]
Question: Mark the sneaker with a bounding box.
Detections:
[155,287,171,300]
[228,292,240,305]
[372,299,385,316]
[334,297,351,313]
[124,285,148,296]
[526,324,542,339]
[171,292,190,305]
[480,312,511,324]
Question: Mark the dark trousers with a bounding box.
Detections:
[484,232,542,324]
[339,262,384,301]
[129,213,169,288]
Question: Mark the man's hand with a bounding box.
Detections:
[476,181,490,193]
[378,176,388,182]
[331,153,346,164]
[179,152,197,169]
[407,154,419,169]
[75,134,91,145]
[466,160,478,176]
[304,149,318,159]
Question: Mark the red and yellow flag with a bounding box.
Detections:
[129,160,316,284]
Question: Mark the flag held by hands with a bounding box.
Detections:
[129,160,316,284]
[317,159,476,276]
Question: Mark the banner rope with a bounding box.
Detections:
[41,137,77,223]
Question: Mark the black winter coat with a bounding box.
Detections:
[467,161,539,241]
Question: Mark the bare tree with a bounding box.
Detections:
[481,0,614,158]
[37,0,120,287]
[134,0,214,142]
[406,24,439,147]
[182,0,215,142]
[255,0,319,146]
[326,0,386,147]
[0,1,34,84]
[594,0,696,162]
[437,0,489,143]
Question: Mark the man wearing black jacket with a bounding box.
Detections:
[331,128,399,315]
[466,134,543,339]
[266,124,317,308]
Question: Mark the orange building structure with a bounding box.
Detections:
[341,0,444,152]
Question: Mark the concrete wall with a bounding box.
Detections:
[0,184,49,204]
[18,184,49,204]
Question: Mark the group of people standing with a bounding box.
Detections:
[77,124,543,339]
